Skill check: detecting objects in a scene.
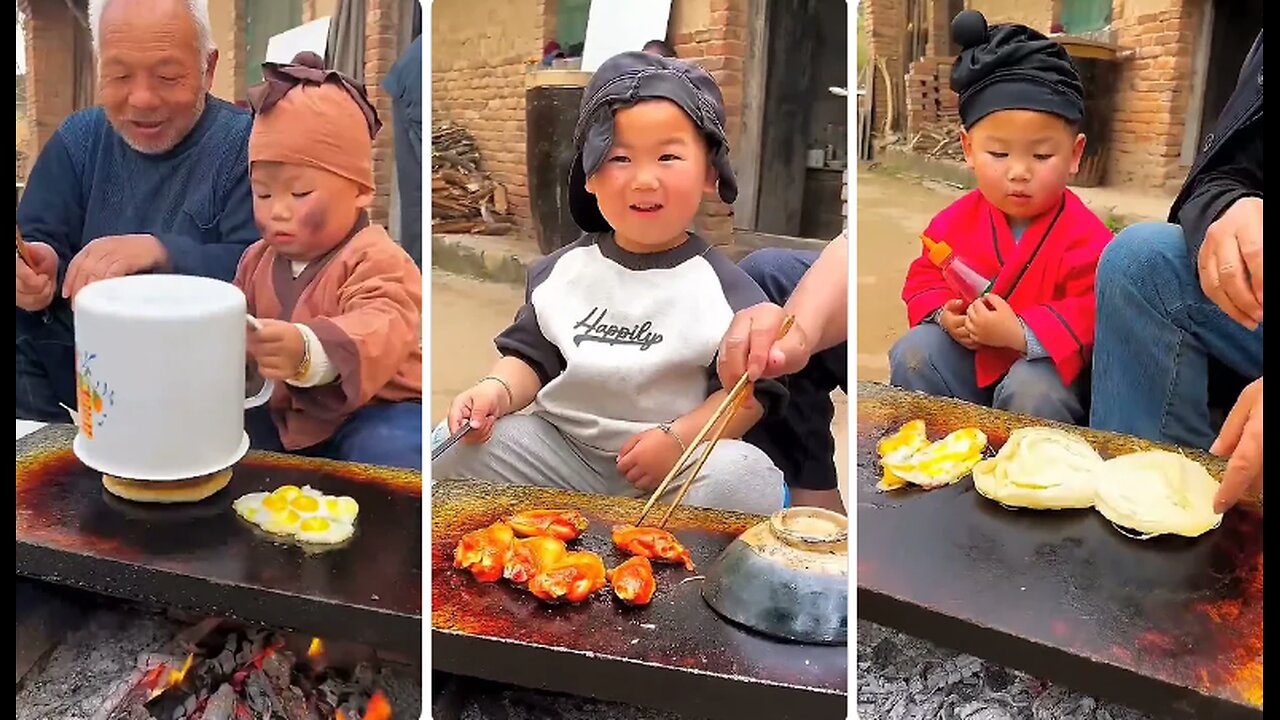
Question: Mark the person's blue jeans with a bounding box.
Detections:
[16,304,77,422]
[247,401,423,471]
[739,248,848,492]
[1089,222,1263,449]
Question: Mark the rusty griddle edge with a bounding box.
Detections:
[432,630,846,720]
[18,537,422,659]
[858,589,1256,720]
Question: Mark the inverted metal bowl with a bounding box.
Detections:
[701,507,848,645]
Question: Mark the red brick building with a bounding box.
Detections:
[431,0,849,247]
[18,0,420,227]
[864,0,1262,190]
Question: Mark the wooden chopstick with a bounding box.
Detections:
[634,315,796,527]
[656,384,750,528]
[16,226,35,268]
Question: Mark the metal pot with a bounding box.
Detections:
[702,507,848,645]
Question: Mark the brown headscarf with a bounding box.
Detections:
[247,52,382,190]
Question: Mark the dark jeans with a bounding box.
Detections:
[246,401,424,471]
[16,305,77,422]
[739,248,848,491]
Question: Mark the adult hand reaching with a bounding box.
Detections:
[62,234,170,303]
[717,302,812,386]
[1198,197,1263,330]
[1211,377,1263,513]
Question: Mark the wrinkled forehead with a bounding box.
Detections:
[98,0,201,56]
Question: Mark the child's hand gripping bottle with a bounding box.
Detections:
[921,235,993,305]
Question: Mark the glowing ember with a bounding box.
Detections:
[1192,551,1264,706]
[139,663,167,692]
[146,653,193,699]
[366,689,392,719]
[334,689,392,720]
[112,626,400,719]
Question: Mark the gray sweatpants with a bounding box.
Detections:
[431,414,785,515]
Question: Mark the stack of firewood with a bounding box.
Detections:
[907,124,964,161]
[431,123,514,235]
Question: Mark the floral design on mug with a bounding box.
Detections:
[75,351,114,438]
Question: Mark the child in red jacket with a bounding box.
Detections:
[889,11,1112,424]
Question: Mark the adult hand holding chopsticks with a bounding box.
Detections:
[15,231,60,312]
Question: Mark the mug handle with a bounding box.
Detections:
[245,378,275,409]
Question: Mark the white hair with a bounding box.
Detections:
[88,0,217,59]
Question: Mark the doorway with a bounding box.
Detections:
[749,0,849,240]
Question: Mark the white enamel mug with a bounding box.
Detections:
[71,274,275,481]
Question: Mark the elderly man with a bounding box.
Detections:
[1091,31,1263,513]
[15,0,256,422]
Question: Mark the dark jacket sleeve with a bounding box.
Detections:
[16,131,85,294]
[1170,31,1264,260]
[1174,122,1262,260]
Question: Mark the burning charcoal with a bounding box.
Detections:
[214,650,235,676]
[263,651,293,685]
[317,679,342,707]
[201,684,236,720]
[245,668,289,717]
[954,700,1019,720]
[352,662,375,691]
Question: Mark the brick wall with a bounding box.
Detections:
[431,0,552,235]
[430,0,749,244]
[1107,0,1198,188]
[363,0,403,227]
[208,0,246,103]
[906,56,959,136]
[864,0,904,137]
[966,0,1058,32]
[20,0,81,164]
[303,0,340,22]
[668,0,749,243]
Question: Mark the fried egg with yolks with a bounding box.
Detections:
[295,516,355,544]
[233,485,360,544]
[880,425,987,490]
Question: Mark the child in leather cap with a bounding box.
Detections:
[435,51,784,514]
[238,52,423,470]
[890,11,1113,424]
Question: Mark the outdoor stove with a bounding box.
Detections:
[16,583,422,720]
[16,425,425,719]
[856,383,1264,720]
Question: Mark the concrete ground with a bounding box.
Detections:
[854,168,954,383]
[429,270,849,502]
